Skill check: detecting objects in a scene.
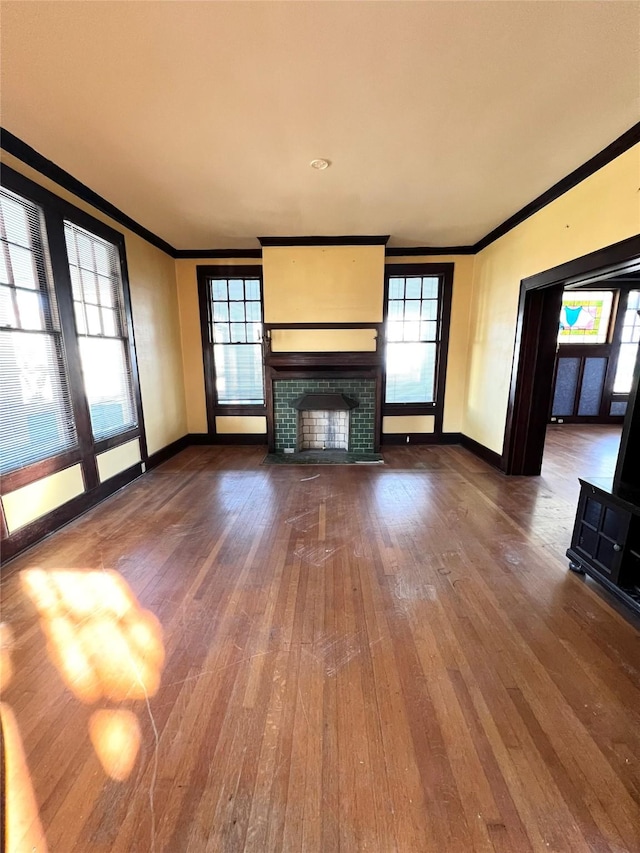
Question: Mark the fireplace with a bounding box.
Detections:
[293,392,358,451]
[263,322,384,456]
[271,378,377,454]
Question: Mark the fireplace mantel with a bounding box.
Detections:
[262,321,384,453]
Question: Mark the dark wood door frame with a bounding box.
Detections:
[502,234,640,475]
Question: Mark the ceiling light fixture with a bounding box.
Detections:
[310,158,330,170]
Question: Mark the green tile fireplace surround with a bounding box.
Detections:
[273,378,376,454]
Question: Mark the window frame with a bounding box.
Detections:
[0,187,80,481]
[0,165,146,495]
[382,263,454,431]
[197,265,266,432]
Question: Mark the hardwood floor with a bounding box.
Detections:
[2,427,639,852]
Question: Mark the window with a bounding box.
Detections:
[200,269,265,408]
[384,266,452,409]
[0,188,76,474]
[0,166,143,492]
[614,290,640,393]
[64,222,136,439]
[558,290,614,344]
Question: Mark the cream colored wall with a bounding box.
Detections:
[215,416,267,434]
[271,328,378,352]
[96,439,141,483]
[2,465,85,534]
[1,149,187,533]
[385,255,474,434]
[176,248,474,437]
[175,257,262,434]
[382,415,435,434]
[262,245,385,323]
[465,144,640,454]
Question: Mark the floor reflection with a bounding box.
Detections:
[2,569,165,851]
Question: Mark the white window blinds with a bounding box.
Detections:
[64,222,137,440]
[0,188,77,475]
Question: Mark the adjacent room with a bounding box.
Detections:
[1,2,639,851]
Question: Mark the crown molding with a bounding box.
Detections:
[474,122,640,253]
[1,127,176,256]
[3,122,639,259]
[174,248,262,259]
[258,235,390,247]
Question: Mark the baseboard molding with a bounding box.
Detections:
[2,463,143,564]
[381,432,462,446]
[460,434,504,470]
[146,435,191,470]
[188,432,268,445]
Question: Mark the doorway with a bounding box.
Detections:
[502,234,640,476]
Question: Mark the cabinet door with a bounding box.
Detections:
[573,490,630,583]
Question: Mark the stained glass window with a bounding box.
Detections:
[557,291,613,344]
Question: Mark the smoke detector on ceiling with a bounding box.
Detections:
[310,158,330,170]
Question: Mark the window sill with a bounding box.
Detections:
[1,448,83,495]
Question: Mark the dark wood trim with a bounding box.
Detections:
[504,236,640,476]
[0,496,8,540]
[1,129,176,257]
[435,269,454,436]
[0,449,82,495]
[474,123,640,252]
[41,204,100,491]
[383,403,437,416]
[614,340,640,492]
[266,351,383,370]
[146,435,190,470]
[174,249,261,259]
[93,428,143,455]
[197,268,217,434]
[460,434,503,470]
[555,343,612,357]
[196,265,266,434]
[258,235,390,247]
[187,433,268,446]
[265,322,384,330]
[384,262,455,278]
[524,235,640,293]
[197,264,265,278]
[1,463,143,563]
[117,229,149,462]
[385,246,475,256]
[269,367,381,381]
[381,263,454,441]
[212,405,267,418]
[503,284,565,474]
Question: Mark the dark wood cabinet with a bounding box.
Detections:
[566,328,639,614]
[567,478,640,614]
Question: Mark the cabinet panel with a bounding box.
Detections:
[567,479,640,615]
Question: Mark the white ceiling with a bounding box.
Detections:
[1,1,639,250]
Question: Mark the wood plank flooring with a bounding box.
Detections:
[2,426,639,852]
